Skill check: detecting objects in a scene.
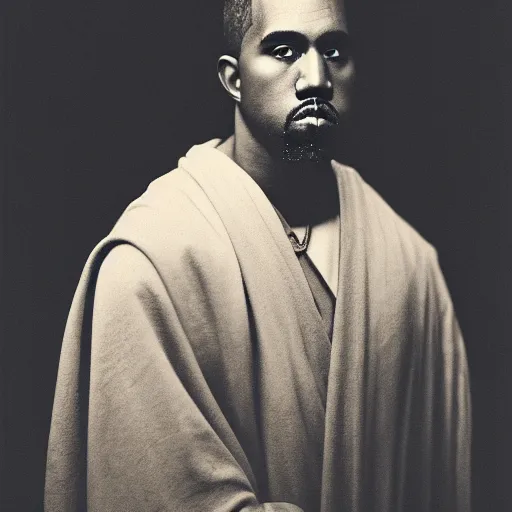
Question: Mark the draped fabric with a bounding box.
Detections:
[45,140,471,512]
[275,210,336,340]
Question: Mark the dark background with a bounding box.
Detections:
[1,0,510,510]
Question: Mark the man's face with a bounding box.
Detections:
[238,0,355,162]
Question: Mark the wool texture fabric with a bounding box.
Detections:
[45,140,471,512]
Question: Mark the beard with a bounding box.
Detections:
[281,99,340,163]
[282,125,332,163]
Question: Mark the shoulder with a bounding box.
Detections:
[333,165,461,331]
[333,161,437,266]
[95,244,165,306]
[103,166,232,269]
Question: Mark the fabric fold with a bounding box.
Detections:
[45,140,471,512]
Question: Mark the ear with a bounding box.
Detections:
[218,55,242,103]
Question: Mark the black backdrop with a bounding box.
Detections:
[2,0,511,510]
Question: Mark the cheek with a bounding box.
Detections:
[240,59,298,114]
[332,60,356,108]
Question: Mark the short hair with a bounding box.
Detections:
[223,0,253,57]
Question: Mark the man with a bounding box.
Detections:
[45,0,471,510]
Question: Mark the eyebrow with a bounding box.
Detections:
[259,30,349,48]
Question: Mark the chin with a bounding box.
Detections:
[282,142,331,163]
[281,127,336,164]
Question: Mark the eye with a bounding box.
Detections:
[271,45,300,61]
[324,48,340,60]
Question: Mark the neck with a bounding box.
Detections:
[218,109,340,227]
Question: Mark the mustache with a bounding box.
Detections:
[285,98,340,129]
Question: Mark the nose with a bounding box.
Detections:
[295,49,333,101]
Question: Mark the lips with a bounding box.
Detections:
[292,99,339,125]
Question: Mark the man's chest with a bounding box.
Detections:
[292,214,340,297]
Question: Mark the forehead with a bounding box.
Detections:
[250,0,347,36]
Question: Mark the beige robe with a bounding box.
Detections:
[45,140,471,512]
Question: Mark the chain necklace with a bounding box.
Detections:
[287,225,311,254]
